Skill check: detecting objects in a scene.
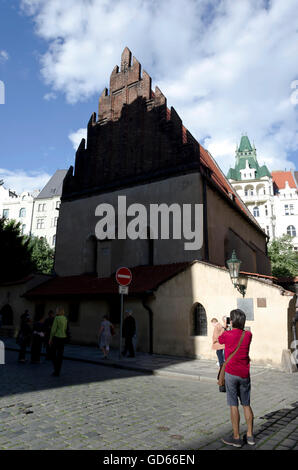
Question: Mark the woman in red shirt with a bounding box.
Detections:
[217,309,255,448]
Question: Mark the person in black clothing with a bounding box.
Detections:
[30,315,45,364]
[122,309,136,358]
[43,310,55,360]
[18,313,32,363]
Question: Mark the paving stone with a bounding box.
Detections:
[0,349,298,451]
[279,439,297,447]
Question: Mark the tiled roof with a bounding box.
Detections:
[199,146,257,224]
[24,263,191,298]
[272,171,297,190]
[238,135,253,152]
[35,169,68,199]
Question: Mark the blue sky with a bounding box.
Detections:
[0,0,297,193]
[0,0,95,191]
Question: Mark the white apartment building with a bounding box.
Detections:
[272,171,298,250]
[0,170,67,248]
[0,184,37,235]
[227,135,298,250]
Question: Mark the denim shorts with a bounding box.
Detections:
[225,372,251,407]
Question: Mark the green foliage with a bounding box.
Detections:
[0,218,55,282]
[268,235,298,278]
[0,217,34,282]
[28,236,54,275]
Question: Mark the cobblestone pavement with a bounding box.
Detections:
[3,337,273,382]
[0,350,297,450]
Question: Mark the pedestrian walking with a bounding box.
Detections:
[98,315,113,359]
[49,306,69,377]
[218,309,255,448]
[122,309,136,358]
[211,318,225,367]
[17,312,32,363]
[31,315,45,364]
[43,310,55,360]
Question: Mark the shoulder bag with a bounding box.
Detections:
[217,330,246,388]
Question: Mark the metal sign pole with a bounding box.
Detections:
[119,292,124,360]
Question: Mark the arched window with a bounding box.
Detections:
[287,225,296,237]
[19,208,26,218]
[253,206,259,217]
[0,304,13,326]
[192,303,207,336]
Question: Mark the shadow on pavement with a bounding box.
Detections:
[0,349,153,400]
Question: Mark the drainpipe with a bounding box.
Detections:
[142,293,154,355]
[29,199,35,236]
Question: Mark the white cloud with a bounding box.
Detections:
[0,168,51,194]
[43,91,57,101]
[0,50,9,62]
[68,128,87,151]
[21,0,298,172]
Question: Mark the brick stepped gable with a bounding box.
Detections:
[62,47,200,200]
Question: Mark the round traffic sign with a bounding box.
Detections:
[116,267,132,286]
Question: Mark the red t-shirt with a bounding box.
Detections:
[218,329,252,378]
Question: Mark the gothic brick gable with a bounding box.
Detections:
[62,47,200,200]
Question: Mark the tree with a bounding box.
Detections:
[28,236,54,275]
[0,218,34,282]
[268,235,298,278]
[0,219,55,282]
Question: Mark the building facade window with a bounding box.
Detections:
[19,208,26,218]
[285,204,294,215]
[287,225,296,237]
[253,206,259,217]
[52,234,56,246]
[192,303,207,336]
[2,209,9,219]
[38,203,46,212]
[21,224,26,234]
[53,217,58,227]
[0,304,13,326]
[36,218,45,229]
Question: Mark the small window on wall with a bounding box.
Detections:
[68,303,80,323]
[19,208,26,218]
[2,209,9,219]
[192,303,207,336]
[0,304,13,326]
[253,206,259,217]
[287,225,296,237]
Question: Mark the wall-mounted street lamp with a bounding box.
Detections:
[227,250,247,297]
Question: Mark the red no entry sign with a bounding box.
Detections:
[116,267,132,286]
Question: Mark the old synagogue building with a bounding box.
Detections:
[1,48,296,367]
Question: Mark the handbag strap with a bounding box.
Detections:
[223,330,246,367]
